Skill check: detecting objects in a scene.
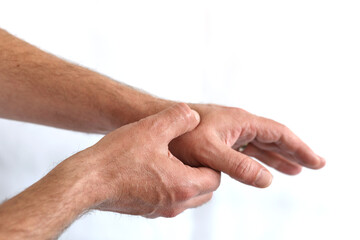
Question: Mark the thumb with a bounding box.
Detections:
[145,103,200,143]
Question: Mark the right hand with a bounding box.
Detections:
[79,103,220,218]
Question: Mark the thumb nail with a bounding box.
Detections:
[254,169,273,188]
[191,110,200,122]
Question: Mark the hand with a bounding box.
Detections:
[79,103,220,218]
[0,103,221,240]
[169,104,325,188]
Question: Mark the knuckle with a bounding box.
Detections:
[275,121,290,135]
[174,185,196,202]
[279,123,290,133]
[232,156,255,182]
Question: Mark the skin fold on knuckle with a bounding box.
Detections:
[231,156,256,184]
[173,183,197,202]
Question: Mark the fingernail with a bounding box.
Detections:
[317,155,326,167]
[191,110,200,122]
[254,169,273,188]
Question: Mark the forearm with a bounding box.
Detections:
[0,104,220,239]
[0,152,98,240]
[0,28,172,134]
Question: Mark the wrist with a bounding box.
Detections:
[106,93,176,132]
[55,151,106,211]
[0,151,102,239]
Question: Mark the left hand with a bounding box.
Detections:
[169,104,325,188]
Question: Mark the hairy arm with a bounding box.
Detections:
[0,28,325,189]
[0,104,220,240]
[0,28,171,134]
[0,155,96,240]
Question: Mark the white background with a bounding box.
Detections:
[0,0,359,239]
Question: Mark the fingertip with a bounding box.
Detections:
[172,103,199,130]
[318,156,326,168]
[158,103,201,142]
[307,155,326,169]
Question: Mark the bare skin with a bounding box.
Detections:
[0,28,325,238]
[0,103,221,239]
[170,104,325,187]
